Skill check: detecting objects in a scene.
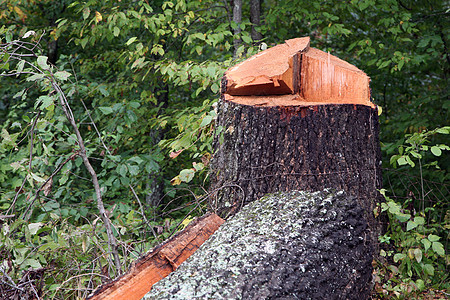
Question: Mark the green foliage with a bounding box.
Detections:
[374,190,448,298]
[373,127,449,298]
[1,0,448,298]
[0,207,162,299]
[389,127,450,170]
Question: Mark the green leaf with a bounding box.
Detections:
[432,242,445,256]
[417,37,429,48]
[398,59,405,70]
[22,258,42,269]
[80,37,89,49]
[393,253,406,262]
[31,172,46,182]
[114,26,120,37]
[395,213,411,222]
[54,71,71,81]
[430,146,441,156]
[416,279,425,291]
[179,168,195,183]
[26,73,45,82]
[200,115,213,127]
[83,7,90,20]
[98,107,113,115]
[414,216,425,225]
[413,248,422,263]
[59,174,68,185]
[435,127,449,134]
[428,234,440,242]
[98,85,110,96]
[128,164,139,176]
[406,220,417,231]
[118,164,128,177]
[378,60,391,69]
[37,96,54,110]
[126,37,137,45]
[405,155,415,167]
[422,238,431,252]
[129,101,140,109]
[37,56,50,70]
[423,264,434,276]
[397,156,407,165]
[17,60,25,73]
[390,155,399,165]
[193,162,204,171]
[28,223,43,235]
[211,82,219,93]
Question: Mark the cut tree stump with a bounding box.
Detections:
[210,37,382,239]
[87,213,224,300]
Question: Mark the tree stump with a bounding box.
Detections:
[209,37,382,236]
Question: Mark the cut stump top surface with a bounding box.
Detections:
[223,37,374,108]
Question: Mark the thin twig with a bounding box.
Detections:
[129,185,158,239]
[53,81,122,274]
[0,265,24,292]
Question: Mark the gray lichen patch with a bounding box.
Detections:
[143,189,374,300]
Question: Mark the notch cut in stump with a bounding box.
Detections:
[210,37,382,239]
[87,213,224,300]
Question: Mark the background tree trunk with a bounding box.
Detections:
[232,0,242,58]
[250,0,262,42]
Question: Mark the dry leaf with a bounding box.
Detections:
[169,149,184,159]
[42,177,53,196]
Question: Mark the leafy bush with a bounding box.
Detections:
[374,127,449,298]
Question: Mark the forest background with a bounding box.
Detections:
[0,0,448,299]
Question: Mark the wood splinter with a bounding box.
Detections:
[87,213,224,300]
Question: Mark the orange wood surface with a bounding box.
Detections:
[222,37,374,108]
[225,37,310,95]
[87,213,225,300]
[300,48,371,106]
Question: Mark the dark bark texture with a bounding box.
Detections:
[250,0,262,42]
[145,190,374,300]
[209,97,382,235]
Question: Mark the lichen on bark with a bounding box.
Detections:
[143,189,374,300]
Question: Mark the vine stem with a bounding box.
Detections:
[53,82,122,274]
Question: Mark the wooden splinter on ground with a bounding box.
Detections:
[87,213,224,300]
[210,36,382,239]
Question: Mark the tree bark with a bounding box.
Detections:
[250,0,262,42]
[232,0,242,58]
[209,37,382,238]
[145,190,374,299]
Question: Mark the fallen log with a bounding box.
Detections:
[144,190,374,299]
[87,213,224,300]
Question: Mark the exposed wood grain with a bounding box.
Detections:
[222,37,373,107]
[301,48,371,105]
[87,213,224,300]
[224,37,310,95]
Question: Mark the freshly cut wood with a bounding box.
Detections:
[300,48,371,104]
[87,213,224,300]
[222,37,373,107]
[224,37,309,95]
